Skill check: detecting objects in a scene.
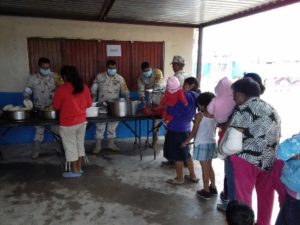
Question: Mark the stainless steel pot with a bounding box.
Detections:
[130,100,141,116]
[107,99,130,117]
[3,110,32,120]
[145,88,164,107]
[37,110,58,120]
[107,99,142,117]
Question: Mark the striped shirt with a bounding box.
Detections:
[230,97,281,171]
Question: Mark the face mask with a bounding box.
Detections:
[143,70,152,78]
[40,68,51,76]
[107,68,117,76]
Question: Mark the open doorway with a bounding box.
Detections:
[200,3,300,224]
[201,2,300,140]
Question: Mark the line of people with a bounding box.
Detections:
[161,73,299,225]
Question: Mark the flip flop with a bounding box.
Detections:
[184,175,200,183]
[167,178,185,185]
[62,172,82,178]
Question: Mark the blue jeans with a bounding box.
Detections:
[225,157,235,200]
[275,193,300,225]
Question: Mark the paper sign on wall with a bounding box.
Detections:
[106,45,122,57]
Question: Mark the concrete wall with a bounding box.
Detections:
[0,16,195,92]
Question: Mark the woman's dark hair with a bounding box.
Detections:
[243,72,265,94]
[141,62,151,70]
[226,200,254,225]
[60,65,84,95]
[184,77,201,93]
[232,77,261,98]
[197,92,215,107]
[38,57,50,66]
[106,59,117,67]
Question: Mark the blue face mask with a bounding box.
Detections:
[40,68,51,76]
[107,68,117,76]
[143,70,152,78]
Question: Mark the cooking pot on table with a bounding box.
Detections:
[36,109,58,120]
[3,109,32,121]
[107,99,142,117]
[129,100,142,116]
[145,88,164,107]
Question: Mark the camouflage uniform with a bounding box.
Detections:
[23,72,59,142]
[91,72,129,139]
[174,70,189,87]
[138,68,166,146]
[138,68,166,106]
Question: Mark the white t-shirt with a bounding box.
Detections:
[194,115,217,145]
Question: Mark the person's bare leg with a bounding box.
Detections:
[208,161,216,188]
[175,161,184,182]
[71,160,80,173]
[200,161,210,192]
[186,157,197,179]
[79,156,85,170]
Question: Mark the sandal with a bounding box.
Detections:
[184,175,200,183]
[167,178,185,185]
[62,172,82,178]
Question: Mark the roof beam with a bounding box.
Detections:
[104,18,198,28]
[99,0,115,21]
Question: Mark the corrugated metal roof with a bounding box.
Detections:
[0,0,105,20]
[0,0,298,27]
[106,0,277,25]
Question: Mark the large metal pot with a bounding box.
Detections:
[3,110,32,120]
[37,110,58,120]
[107,99,142,117]
[130,100,142,116]
[107,99,130,117]
[145,88,164,107]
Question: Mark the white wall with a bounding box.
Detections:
[0,16,195,92]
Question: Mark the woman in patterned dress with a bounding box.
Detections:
[229,77,281,225]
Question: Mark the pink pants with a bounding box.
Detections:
[272,159,285,207]
[231,155,274,225]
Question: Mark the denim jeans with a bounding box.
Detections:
[275,193,300,225]
[225,157,235,200]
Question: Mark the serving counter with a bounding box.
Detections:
[0,114,162,160]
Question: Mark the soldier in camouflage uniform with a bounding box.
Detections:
[23,57,62,159]
[171,55,189,87]
[91,60,129,153]
[138,61,165,146]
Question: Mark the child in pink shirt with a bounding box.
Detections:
[207,77,236,124]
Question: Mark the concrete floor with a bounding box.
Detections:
[0,139,277,225]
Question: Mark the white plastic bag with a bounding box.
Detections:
[218,127,243,159]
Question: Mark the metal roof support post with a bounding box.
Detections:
[99,0,115,21]
[196,26,203,88]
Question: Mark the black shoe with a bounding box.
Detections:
[209,186,218,196]
[217,203,228,212]
[220,191,229,202]
[196,189,211,200]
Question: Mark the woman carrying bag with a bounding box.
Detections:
[219,77,281,225]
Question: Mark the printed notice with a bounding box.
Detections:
[106,45,121,57]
